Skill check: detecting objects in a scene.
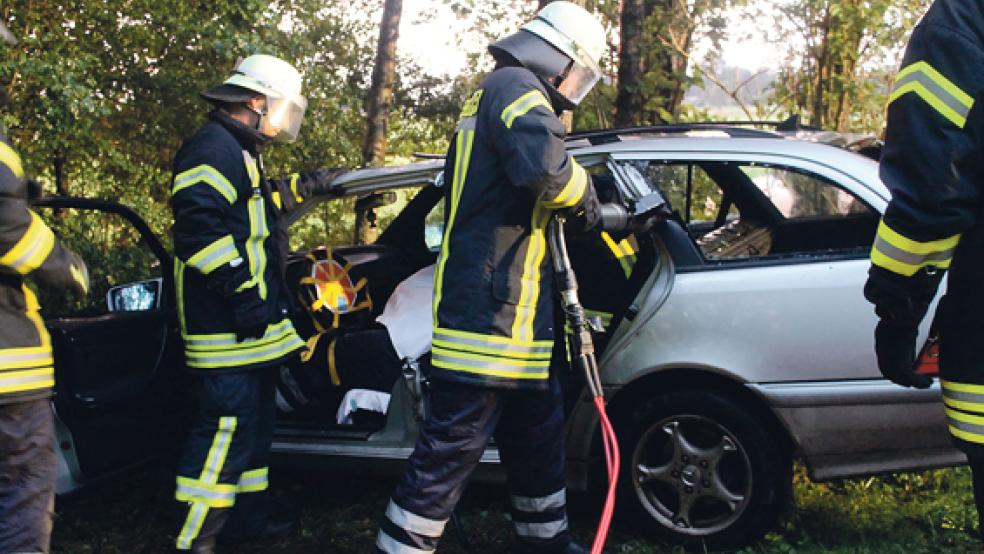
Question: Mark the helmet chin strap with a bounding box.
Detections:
[246,103,268,134]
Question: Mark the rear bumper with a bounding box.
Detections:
[750,379,966,480]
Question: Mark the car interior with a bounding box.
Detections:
[638,160,880,267]
[276,168,659,437]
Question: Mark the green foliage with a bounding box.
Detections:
[768,0,931,132]
[0,0,465,294]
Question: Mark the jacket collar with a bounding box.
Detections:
[208,109,269,153]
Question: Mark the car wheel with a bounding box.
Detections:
[617,390,790,550]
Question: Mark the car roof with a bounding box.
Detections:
[327,135,888,201]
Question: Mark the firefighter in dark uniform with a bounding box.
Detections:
[375,3,608,553]
[0,130,89,554]
[170,54,341,552]
[864,0,984,538]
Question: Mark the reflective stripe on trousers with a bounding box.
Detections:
[376,500,447,553]
[176,416,238,549]
[510,489,569,540]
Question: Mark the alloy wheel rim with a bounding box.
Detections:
[631,414,753,537]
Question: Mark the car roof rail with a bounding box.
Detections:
[566,116,822,146]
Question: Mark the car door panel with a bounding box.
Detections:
[34,197,188,480]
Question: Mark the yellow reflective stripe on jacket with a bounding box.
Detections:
[289,174,304,203]
[0,141,25,179]
[0,211,55,275]
[542,161,587,209]
[433,124,476,325]
[1,283,56,395]
[237,467,269,493]
[432,345,550,380]
[941,379,984,414]
[0,347,53,371]
[870,219,960,276]
[244,192,269,300]
[0,367,54,395]
[433,327,553,351]
[182,319,304,369]
[174,259,188,335]
[186,235,239,275]
[182,316,295,349]
[501,90,552,129]
[944,406,984,444]
[511,203,551,342]
[172,165,237,204]
[601,231,638,278]
[890,61,975,128]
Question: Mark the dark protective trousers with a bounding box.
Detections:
[0,399,56,554]
[376,374,570,554]
[174,367,277,550]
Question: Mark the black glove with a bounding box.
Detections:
[307,167,348,197]
[864,266,942,389]
[874,319,931,389]
[232,287,268,342]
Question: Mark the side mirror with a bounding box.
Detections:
[107,278,162,312]
[424,222,444,251]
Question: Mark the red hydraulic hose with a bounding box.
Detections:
[591,395,620,554]
[546,214,622,554]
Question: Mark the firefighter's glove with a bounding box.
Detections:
[307,167,348,197]
[232,287,268,342]
[874,319,931,389]
[864,266,942,390]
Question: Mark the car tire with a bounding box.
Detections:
[616,390,790,550]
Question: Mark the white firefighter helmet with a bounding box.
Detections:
[490,2,606,106]
[202,54,308,143]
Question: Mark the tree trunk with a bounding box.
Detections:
[614,0,648,127]
[616,0,686,126]
[362,0,402,167]
[358,0,402,244]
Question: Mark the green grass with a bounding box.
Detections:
[50,464,982,553]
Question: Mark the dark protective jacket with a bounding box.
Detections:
[431,66,598,390]
[0,134,87,404]
[170,112,322,372]
[866,1,984,448]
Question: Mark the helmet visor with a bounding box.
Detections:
[557,59,602,106]
[261,93,308,143]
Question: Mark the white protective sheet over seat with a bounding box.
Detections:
[336,388,391,424]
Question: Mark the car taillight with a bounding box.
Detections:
[914,338,940,376]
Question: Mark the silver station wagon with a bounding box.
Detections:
[38,123,959,550]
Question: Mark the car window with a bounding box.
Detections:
[645,163,737,225]
[34,207,162,317]
[290,187,424,252]
[635,160,878,264]
[740,165,871,218]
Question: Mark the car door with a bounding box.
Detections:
[602,150,894,382]
[33,197,188,482]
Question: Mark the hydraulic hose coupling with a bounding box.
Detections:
[598,202,630,232]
